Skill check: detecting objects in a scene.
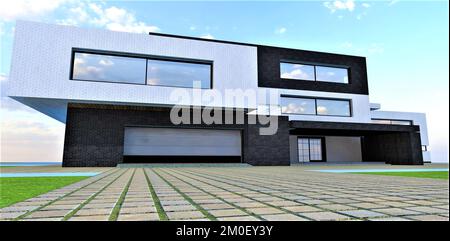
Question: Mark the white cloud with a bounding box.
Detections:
[55,2,160,34]
[99,59,114,66]
[189,26,196,31]
[388,0,399,6]
[362,3,371,8]
[200,34,214,39]
[324,0,356,13]
[275,27,287,34]
[0,0,66,21]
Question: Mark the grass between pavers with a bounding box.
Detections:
[62,169,128,221]
[13,169,119,220]
[158,168,265,220]
[143,169,169,221]
[353,171,449,179]
[179,169,319,221]
[109,169,136,221]
[152,169,217,221]
[0,176,89,209]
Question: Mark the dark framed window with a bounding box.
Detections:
[372,119,413,125]
[70,49,212,89]
[297,137,326,162]
[280,61,349,84]
[281,95,352,117]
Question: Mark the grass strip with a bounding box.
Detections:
[181,168,323,221]
[353,171,448,179]
[143,168,169,221]
[13,169,119,220]
[152,169,217,221]
[0,176,88,208]
[62,169,129,221]
[108,169,136,221]
[160,168,265,220]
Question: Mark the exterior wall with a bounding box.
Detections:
[279,90,371,123]
[63,104,290,167]
[8,21,258,110]
[325,136,362,162]
[8,21,372,126]
[371,110,430,162]
[289,135,363,163]
[258,46,369,95]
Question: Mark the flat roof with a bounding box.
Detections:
[148,32,366,59]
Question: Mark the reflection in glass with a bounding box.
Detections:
[280,63,315,81]
[280,97,316,115]
[72,53,146,84]
[147,59,211,88]
[315,66,349,83]
[316,99,351,116]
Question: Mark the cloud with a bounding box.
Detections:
[281,65,313,80]
[388,0,399,6]
[200,34,214,39]
[99,59,114,66]
[275,27,287,34]
[58,2,160,34]
[362,3,371,8]
[323,0,356,13]
[0,0,66,21]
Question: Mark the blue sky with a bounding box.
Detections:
[0,0,448,163]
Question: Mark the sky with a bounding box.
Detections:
[0,0,448,163]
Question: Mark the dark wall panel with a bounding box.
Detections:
[257,46,369,95]
[63,104,291,167]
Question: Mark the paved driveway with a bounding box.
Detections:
[1,165,448,221]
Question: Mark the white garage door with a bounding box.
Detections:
[123,127,242,156]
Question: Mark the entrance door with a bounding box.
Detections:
[297,137,324,163]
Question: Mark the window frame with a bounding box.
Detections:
[281,94,353,117]
[70,48,213,89]
[371,118,413,125]
[280,60,350,84]
[297,136,327,162]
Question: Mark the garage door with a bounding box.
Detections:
[123,127,242,157]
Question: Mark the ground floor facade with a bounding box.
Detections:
[62,103,423,167]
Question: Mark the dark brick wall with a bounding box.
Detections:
[244,116,291,166]
[290,120,423,165]
[257,46,369,95]
[63,104,291,167]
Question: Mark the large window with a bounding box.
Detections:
[372,119,412,125]
[281,95,352,117]
[71,50,212,88]
[280,63,315,81]
[316,99,351,116]
[280,62,349,84]
[280,97,316,115]
[146,59,211,88]
[315,66,349,83]
[72,53,146,84]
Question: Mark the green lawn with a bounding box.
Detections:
[354,171,448,179]
[0,176,88,208]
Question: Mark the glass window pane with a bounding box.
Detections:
[372,119,392,124]
[391,120,412,125]
[316,99,351,116]
[147,59,211,88]
[315,66,349,84]
[280,63,315,81]
[73,53,146,84]
[281,97,316,115]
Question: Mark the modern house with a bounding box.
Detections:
[6,21,431,167]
